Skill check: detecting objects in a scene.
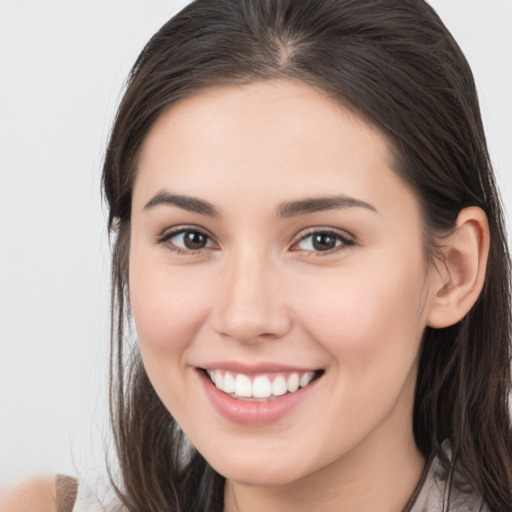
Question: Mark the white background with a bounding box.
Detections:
[0,1,511,487]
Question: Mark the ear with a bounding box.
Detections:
[427,207,490,328]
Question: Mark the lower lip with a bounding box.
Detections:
[198,370,320,426]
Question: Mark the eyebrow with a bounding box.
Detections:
[144,191,221,217]
[277,195,378,217]
[143,190,377,217]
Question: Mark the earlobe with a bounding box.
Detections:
[427,207,490,328]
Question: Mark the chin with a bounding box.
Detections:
[203,449,314,487]
[216,465,303,487]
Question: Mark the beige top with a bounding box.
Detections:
[72,454,489,511]
[406,453,489,512]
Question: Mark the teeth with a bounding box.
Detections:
[234,374,252,397]
[287,373,300,393]
[214,370,223,389]
[207,369,318,399]
[271,375,287,396]
[223,372,235,393]
[300,371,315,388]
[253,376,272,398]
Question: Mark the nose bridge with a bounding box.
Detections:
[213,246,291,343]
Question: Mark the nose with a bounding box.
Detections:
[211,251,292,344]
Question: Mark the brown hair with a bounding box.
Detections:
[103,0,512,510]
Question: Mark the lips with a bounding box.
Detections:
[198,363,324,425]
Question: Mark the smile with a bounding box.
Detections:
[206,369,320,401]
[198,363,325,425]
[206,370,318,401]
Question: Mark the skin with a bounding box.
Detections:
[0,477,57,512]
[128,79,451,511]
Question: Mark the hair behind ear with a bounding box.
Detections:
[414,203,512,507]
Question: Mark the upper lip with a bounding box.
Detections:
[199,361,321,374]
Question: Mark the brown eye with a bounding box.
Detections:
[295,230,354,253]
[182,231,208,249]
[311,233,338,251]
[163,229,214,252]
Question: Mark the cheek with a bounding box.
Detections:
[291,262,428,446]
[128,256,218,420]
[295,260,428,374]
[129,256,213,364]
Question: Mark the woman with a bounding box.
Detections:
[4,0,511,510]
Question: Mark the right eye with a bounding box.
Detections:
[159,228,216,254]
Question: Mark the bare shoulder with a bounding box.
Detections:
[0,476,57,512]
[0,475,78,512]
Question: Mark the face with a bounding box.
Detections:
[129,80,438,487]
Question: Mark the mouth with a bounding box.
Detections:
[201,368,324,402]
[198,364,325,425]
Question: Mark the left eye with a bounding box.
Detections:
[295,231,353,252]
[164,229,215,251]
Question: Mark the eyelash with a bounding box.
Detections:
[157,226,216,255]
[292,228,355,255]
[157,226,355,256]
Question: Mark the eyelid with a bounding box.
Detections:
[157,225,218,253]
[290,227,355,254]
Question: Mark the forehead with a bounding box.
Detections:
[133,79,415,221]
[138,80,392,162]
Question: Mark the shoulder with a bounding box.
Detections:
[0,475,78,512]
[0,476,58,512]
